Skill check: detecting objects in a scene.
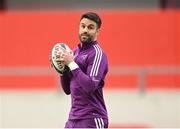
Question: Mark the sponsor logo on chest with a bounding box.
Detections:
[80,54,88,60]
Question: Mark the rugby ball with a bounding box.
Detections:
[50,43,71,74]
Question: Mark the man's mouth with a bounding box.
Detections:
[81,35,88,39]
[81,33,89,36]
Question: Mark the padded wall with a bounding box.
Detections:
[0,10,180,90]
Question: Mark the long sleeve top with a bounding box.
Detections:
[60,41,108,120]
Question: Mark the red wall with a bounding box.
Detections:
[0,10,180,90]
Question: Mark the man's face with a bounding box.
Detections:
[79,18,100,44]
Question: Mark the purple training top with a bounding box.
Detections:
[60,41,108,120]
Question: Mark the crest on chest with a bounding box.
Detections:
[76,54,88,62]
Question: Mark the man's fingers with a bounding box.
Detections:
[69,50,74,56]
[55,57,64,62]
[60,47,67,54]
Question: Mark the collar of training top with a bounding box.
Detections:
[78,40,98,50]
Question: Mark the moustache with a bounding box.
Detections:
[81,33,89,37]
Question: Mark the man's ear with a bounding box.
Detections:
[96,28,100,35]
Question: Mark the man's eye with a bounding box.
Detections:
[81,25,85,28]
[88,26,94,30]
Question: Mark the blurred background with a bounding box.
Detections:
[0,0,180,128]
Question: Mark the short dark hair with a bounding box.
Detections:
[80,12,102,29]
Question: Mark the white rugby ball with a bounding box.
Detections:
[50,43,71,74]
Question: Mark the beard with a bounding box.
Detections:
[79,33,93,44]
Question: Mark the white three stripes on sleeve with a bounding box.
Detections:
[90,44,103,77]
[94,118,104,129]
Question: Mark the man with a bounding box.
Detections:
[58,12,109,128]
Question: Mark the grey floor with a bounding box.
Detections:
[0,90,179,128]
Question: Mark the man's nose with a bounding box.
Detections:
[83,27,88,33]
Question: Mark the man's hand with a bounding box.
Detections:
[58,48,74,66]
